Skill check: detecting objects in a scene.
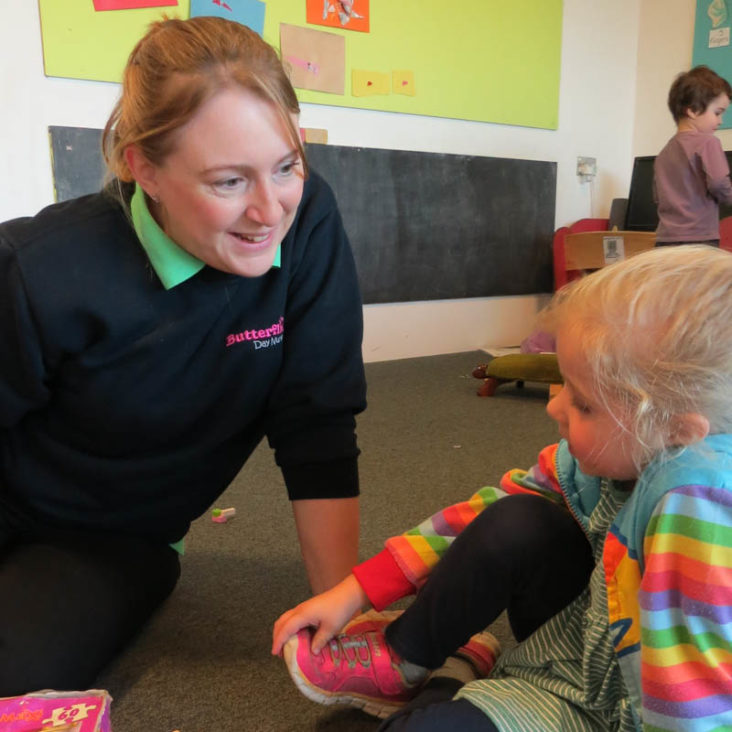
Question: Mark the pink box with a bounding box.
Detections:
[0,690,112,732]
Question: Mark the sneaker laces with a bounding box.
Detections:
[326,632,374,670]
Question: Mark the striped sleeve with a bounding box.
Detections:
[352,444,565,608]
[500,442,565,504]
[639,484,732,731]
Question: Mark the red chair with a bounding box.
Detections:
[553,218,609,290]
[719,216,732,252]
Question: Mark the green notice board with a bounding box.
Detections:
[38,0,562,129]
[692,0,732,129]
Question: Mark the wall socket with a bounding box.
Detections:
[577,156,597,181]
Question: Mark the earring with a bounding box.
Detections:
[149,192,159,204]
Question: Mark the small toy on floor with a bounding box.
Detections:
[472,353,562,396]
[211,507,236,523]
[0,689,112,731]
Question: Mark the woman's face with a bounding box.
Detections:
[145,87,304,278]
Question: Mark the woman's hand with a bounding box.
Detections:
[272,574,369,656]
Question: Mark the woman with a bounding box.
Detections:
[0,16,365,695]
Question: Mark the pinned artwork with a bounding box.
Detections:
[38,0,562,127]
[708,0,728,28]
[352,70,390,97]
[269,0,563,128]
[93,0,177,9]
[306,0,369,33]
[392,70,415,96]
[709,26,731,46]
[280,24,345,95]
[190,0,266,34]
[300,127,329,144]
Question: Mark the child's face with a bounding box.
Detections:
[685,92,729,133]
[547,326,640,481]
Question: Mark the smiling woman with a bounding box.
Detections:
[0,16,365,696]
[125,87,304,278]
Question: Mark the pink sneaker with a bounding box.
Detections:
[342,608,403,634]
[346,612,500,679]
[283,622,419,719]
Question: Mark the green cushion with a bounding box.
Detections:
[485,353,562,383]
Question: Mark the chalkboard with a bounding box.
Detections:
[49,125,107,203]
[48,126,556,302]
[306,145,555,302]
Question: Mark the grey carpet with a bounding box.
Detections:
[95,351,559,731]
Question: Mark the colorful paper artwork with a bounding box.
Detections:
[392,70,416,96]
[306,0,369,33]
[190,0,266,34]
[351,70,389,97]
[280,24,345,95]
[708,0,728,28]
[92,0,178,9]
[300,127,329,144]
[351,70,416,98]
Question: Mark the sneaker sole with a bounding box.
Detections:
[283,634,406,720]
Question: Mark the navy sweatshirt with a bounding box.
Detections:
[0,171,366,543]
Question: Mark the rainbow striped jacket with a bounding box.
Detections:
[353,435,732,730]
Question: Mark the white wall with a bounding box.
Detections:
[1,1,642,362]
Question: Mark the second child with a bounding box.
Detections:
[273,245,732,731]
[655,65,732,246]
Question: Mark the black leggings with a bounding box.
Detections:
[379,494,594,731]
[0,523,180,695]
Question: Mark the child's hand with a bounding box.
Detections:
[271,573,369,656]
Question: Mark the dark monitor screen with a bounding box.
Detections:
[624,156,657,231]
[625,152,732,231]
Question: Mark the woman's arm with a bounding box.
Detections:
[273,492,362,656]
[292,496,359,594]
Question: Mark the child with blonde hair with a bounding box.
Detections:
[273,246,732,731]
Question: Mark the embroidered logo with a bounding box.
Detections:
[225,316,284,350]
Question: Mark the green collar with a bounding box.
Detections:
[131,184,205,289]
[130,184,281,290]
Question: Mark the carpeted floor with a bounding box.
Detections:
[95,351,560,731]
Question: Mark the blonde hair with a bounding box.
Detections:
[540,246,732,467]
[102,16,306,187]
